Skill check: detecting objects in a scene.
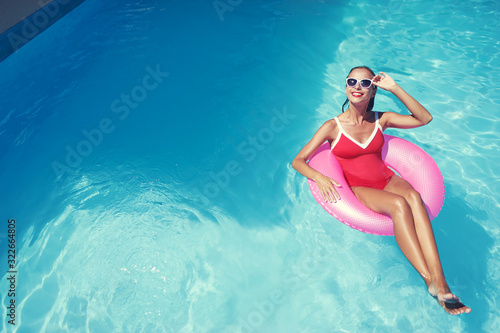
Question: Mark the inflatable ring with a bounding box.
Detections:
[307,135,445,236]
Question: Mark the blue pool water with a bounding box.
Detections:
[1,0,499,331]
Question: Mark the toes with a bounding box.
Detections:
[442,301,470,315]
[433,292,470,315]
[452,306,470,315]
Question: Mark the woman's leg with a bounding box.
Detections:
[383,177,445,283]
[351,185,432,282]
[352,177,471,315]
[381,176,470,314]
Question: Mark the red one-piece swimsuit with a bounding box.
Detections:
[331,112,395,190]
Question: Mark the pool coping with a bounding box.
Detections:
[0,0,86,62]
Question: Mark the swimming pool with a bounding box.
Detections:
[1,0,498,331]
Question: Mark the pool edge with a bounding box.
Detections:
[0,0,86,63]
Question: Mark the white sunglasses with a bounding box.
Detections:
[346,78,373,88]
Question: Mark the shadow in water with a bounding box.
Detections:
[431,183,493,331]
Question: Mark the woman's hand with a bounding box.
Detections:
[314,173,342,203]
[372,71,433,128]
[372,72,398,92]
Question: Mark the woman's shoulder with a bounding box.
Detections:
[321,118,339,131]
[324,117,338,125]
[374,111,398,129]
[316,118,339,141]
[375,111,397,118]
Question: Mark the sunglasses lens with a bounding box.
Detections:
[346,78,372,88]
[360,79,372,88]
[347,78,357,87]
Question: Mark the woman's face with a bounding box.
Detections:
[345,68,376,105]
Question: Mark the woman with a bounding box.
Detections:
[292,66,471,315]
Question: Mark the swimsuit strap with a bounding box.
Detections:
[331,117,343,150]
[333,116,342,131]
[331,112,383,150]
[375,112,384,132]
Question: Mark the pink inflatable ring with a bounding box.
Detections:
[307,135,445,236]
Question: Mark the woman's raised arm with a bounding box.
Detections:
[373,72,433,129]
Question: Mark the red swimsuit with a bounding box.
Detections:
[331,112,395,190]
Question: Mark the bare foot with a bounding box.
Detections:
[428,283,471,315]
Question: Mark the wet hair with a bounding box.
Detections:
[341,66,376,113]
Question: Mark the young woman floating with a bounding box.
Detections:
[292,66,471,315]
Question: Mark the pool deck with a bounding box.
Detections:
[0,0,48,34]
[0,0,85,62]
